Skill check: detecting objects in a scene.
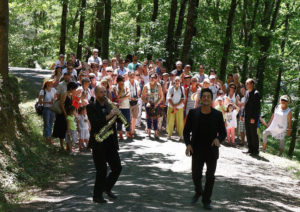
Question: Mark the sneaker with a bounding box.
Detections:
[203,203,212,210]
[191,193,201,204]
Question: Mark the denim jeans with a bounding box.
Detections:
[43,107,55,138]
[117,108,131,132]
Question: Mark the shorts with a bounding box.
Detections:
[65,130,78,143]
[79,128,90,140]
[239,120,245,133]
[130,104,139,119]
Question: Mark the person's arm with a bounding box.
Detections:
[50,63,56,70]
[76,60,82,70]
[141,85,148,103]
[215,112,227,144]
[38,92,44,105]
[260,117,268,128]
[251,91,261,123]
[167,87,175,107]
[184,87,189,109]
[234,104,240,113]
[60,93,67,117]
[287,111,292,136]
[194,90,200,108]
[155,84,164,107]
[66,117,71,135]
[184,110,194,156]
[267,114,274,127]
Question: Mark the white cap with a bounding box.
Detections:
[209,75,216,79]
[203,78,210,84]
[216,96,223,101]
[92,48,99,53]
[176,61,182,66]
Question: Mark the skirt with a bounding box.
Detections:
[52,113,67,139]
[79,128,90,140]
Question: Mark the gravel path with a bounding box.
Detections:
[13,68,300,212]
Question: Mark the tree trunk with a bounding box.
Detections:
[181,0,200,65]
[174,0,188,61]
[76,0,86,61]
[256,0,281,96]
[272,6,289,113]
[219,0,237,82]
[136,1,142,43]
[241,0,259,83]
[151,0,159,22]
[288,64,300,157]
[102,0,111,59]
[165,0,178,71]
[95,0,104,52]
[0,0,9,80]
[59,0,68,55]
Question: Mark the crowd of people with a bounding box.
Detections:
[38,48,292,156]
[37,48,293,209]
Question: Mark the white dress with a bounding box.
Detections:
[78,115,90,140]
[265,106,290,140]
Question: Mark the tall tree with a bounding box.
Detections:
[151,0,159,22]
[288,64,300,157]
[174,0,188,61]
[181,0,200,65]
[219,0,238,82]
[76,0,87,61]
[136,0,142,43]
[165,0,178,71]
[95,0,104,52]
[102,0,111,59]
[0,0,8,80]
[59,0,69,55]
[241,0,259,83]
[256,0,281,96]
[272,3,290,113]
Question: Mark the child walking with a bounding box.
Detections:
[66,106,78,155]
[225,103,240,145]
[78,106,90,151]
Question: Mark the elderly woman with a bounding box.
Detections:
[52,82,78,151]
[39,78,56,144]
[262,95,292,156]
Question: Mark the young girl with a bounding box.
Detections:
[78,106,90,151]
[225,103,240,145]
[66,106,78,155]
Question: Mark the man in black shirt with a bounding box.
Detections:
[242,78,261,155]
[87,86,122,203]
[184,88,226,210]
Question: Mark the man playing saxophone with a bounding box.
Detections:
[87,85,122,203]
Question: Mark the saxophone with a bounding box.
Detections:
[95,97,129,142]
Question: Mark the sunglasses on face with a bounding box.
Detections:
[230,87,236,89]
[136,74,140,76]
[281,99,288,102]
[106,71,112,72]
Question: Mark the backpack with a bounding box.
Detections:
[35,90,46,116]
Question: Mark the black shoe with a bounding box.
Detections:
[203,203,212,210]
[191,193,201,204]
[93,196,107,203]
[105,190,117,200]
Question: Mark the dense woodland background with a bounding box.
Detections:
[1,0,300,155]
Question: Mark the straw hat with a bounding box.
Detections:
[42,78,55,88]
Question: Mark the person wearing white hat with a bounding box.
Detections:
[172,61,183,76]
[88,48,103,66]
[262,95,292,155]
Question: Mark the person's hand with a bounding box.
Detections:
[185,144,193,156]
[146,103,151,108]
[111,108,119,116]
[240,116,244,121]
[211,138,220,147]
[250,119,255,124]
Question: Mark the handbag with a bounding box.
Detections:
[50,99,62,114]
[35,90,45,116]
[35,102,43,116]
[129,82,138,106]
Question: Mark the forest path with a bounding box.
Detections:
[13,68,300,212]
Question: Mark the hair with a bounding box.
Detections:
[200,88,213,99]
[117,75,124,83]
[174,76,181,81]
[227,74,233,78]
[70,53,76,57]
[246,78,255,84]
[228,82,236,89]
[67,105,76,115]
[209,69,216,76]
[67,82,78,91]
[81,78,91,84]
[67,60,74,67]
[226,104,233,112]
[78,106,86,115]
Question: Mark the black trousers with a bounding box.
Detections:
[192,154,217,204]
[245,121,259,154]
[92,143,122,198]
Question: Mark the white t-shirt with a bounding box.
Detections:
[54,60,66,67]
[141,74,149,85]
[78,114,89,130]
[167,85,185,109]
[62,68,77,77]
[88,56,103,66]
[40,88,56,107]
[225,110,238,128]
